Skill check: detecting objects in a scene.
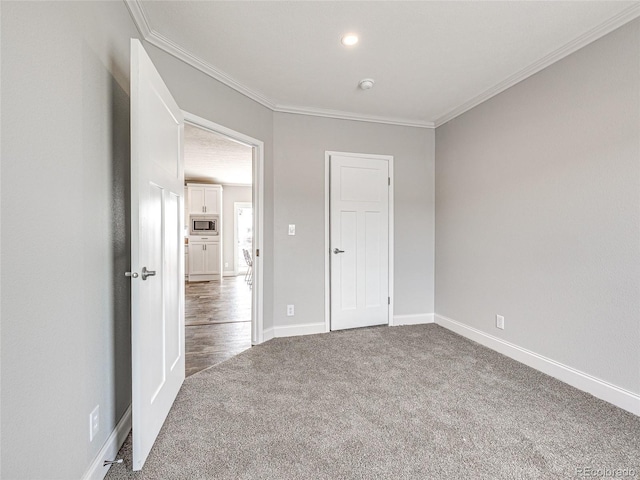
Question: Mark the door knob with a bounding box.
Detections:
[333,248,345,254]
[141,267,156,280]
[125,271,139,278]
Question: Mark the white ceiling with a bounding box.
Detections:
[184,123,252,185]
[132,1,639,127]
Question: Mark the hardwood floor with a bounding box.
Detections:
[185,275,252,377]
[185,275,251,326]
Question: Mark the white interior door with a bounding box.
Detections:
[130,38,185,471]
[330,154,389,330]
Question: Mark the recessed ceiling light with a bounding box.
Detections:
[341,34,358,46]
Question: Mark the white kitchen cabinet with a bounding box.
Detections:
[187,184,221,215]
[188,242,206,276]
[188,238,221,282]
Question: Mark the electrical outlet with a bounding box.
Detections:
[288,224,296,236]
[89,405,99,442]
[287,304,295,316]
[224,262,229,268]
[496,315,505,330]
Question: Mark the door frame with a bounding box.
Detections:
[324,151,394,332]
[184,111,265,345]
[234,201,253,276]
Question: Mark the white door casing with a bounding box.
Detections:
[329,153,391,331]
[130,39,185,471]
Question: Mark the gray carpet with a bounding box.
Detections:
[106,324,640,479]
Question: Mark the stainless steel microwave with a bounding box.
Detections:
[190,215,219,235]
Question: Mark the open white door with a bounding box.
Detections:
[330,154,389,331]
[129,39,185,471]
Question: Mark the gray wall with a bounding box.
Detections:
[143,44,275,330]
[0,3,276,476]
[1,2,139,478]
[435,20,640,394]
[221,185,253,273]
[273,113,435,328]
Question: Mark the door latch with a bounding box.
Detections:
[141,267,156,280]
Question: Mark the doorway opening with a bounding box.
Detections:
[183,112,264,377]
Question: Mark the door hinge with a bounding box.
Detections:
[388,297,391,305]
[256,249,260,257]
[388,177,391,186]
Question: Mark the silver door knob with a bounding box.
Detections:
[125,271,139,278]
[141,267,156,280]
[333,248,345,254]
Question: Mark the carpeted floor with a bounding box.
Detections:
[106,324,640,479]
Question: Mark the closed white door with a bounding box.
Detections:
[330,154,389,330]
[130,39,185,471]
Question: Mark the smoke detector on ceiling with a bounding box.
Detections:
[359,78,375,90]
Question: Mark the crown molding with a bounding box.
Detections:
[125,0,277,110]
[124,0,434,129]
[274,104,435,129]
[433,3,640,128]
[124,0,151,38]
[147,28,278,110]
[126,0,640,131]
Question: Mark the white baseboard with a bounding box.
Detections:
[393,313,434,326]
[435,314,640,416]
[273,322,327,338]
[223,270,236,277]
[82,405,132,480]
[263,327,274,342]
